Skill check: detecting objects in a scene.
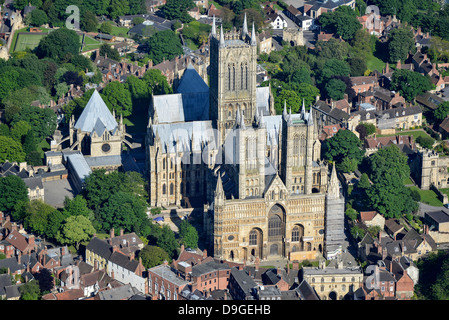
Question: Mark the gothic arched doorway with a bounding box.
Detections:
[267,204,286,257]
[329,291,337,300]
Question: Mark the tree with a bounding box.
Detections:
[178,220,199,249]
[62,195,94,219]
[345,208,358,221]
[323,129,365,166]
[338,156,359,173]
[46,209,69,241]
[56,215,96,250]
[19,280,41,300]
[416,135,435,149]
[139,245,170,268]
[28,9,48,26]
[387,27,416,63]
[141,69,173,95]
[318,5,362,41]
[81,10,98,32]
[0,136,26,163]
[99,21,113,34]
[34,27,81,62]
[390,69,433,102]
[145,30,183,65]
[22,200,57,236]
[357,172,371,189]
[366,145,418,218]
[156,224,179,259]
[325,78,347,100]
[108,0,130,19]
[98,191,149,235]
[348,56,367,76]
[433,101,449,122]
[10,120,31,142]
[99,44,120,61]
[161,0,195,23]
[101,81,133,117]
[0,175,28,213]
[11,105,57,141]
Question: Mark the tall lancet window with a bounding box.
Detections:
[232,65,236,91]
[228,65,231,91]
[245,65,248,90]
[241,64,244,90]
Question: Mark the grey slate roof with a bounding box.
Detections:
[74,90,118,133]
[176,64,209,94]
[152,120,215,154]
[86,237,113,260]
[108,251,140,272]
[296,279,320,300]
[98,283,141,300]
[67,153,92,184]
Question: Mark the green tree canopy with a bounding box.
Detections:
[56,215,96,249]
[324,78,347,100]
[34,27,81,62]
[318,5,362,41]
[139,245,170,268]
[323,129,365,167]
[0,175,28,213]
[145,30,183,65]
[387,27,416,63]
[101,81,133,117]
[178,220,199,249]
[0,136,26,163]
[161,0,195,23]
[390,69,433,102]
[21,200,57,236]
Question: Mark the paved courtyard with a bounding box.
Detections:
[43,178,77,208]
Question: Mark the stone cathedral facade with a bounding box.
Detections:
[145,17,345,263]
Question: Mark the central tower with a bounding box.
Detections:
[209,16,258,142]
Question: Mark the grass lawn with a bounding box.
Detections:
[366,53,386,73]
[208,0,222,9]
[13,33,45,52]
[185,38,198,51]
[109,25,130,37]
[439,188,449,198]
[408,186,444,206]
[81,34,102,52]
[36,139,50,160]
[403,176,415,185]
[377,129,432,141]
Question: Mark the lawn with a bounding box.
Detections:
[377,129,432,141]
[403,176,415,185]
[408,186,444,206]
[109,25,130,37]
[13,33,45,52]
[81,34,102,52]
[439,188,449,198]
[366,53,386,73]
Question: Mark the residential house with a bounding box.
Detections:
[347,105,422,133]
[350,75,379,96]
[319,123,345,140]
[364,135,416,156]
[3,230,37,258]
[384,219,404,240]
[302,0,355,20]
[228,267,258,300]
[42,288,85,300]
[258,30,273,54]
[148,262,191,300]
[107,248,147,294]
[313,100,351,127]
[0,274,21,300]
[193,0,209,9]
[423,210,449,244]
[439,116,449,140]
[415,91,445,112]
[360,211,385,229]
[357,87,406,111]
[263,4,287,29]
[285,5,315,30]
[0,161,45,202]
[85,236,113,272]
[384,257,415,299]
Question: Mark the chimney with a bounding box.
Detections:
[17,252,21,264]
[180,244,185,254]
[120,229,124,236]
[255,257,260,272]
[110,228,115,239]
[202,249,207,259]
[28,234,35,247]
[292,260,299,270]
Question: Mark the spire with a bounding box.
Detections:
[212,15,216,37]
[236,106,241,126]
[301,99,306,119]
[220,24,225,47]
[240,108,246,129]
[215,174,225,204]
[328,163,339,197]
[283,100,287,118]
[308,107,314,126]
[251,22,257,46]
[242,12,248,37]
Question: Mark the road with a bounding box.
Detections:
[418,202,448,217]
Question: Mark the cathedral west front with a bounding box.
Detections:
[145,16,345,263]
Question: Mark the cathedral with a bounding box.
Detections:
[145,16,345,263]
